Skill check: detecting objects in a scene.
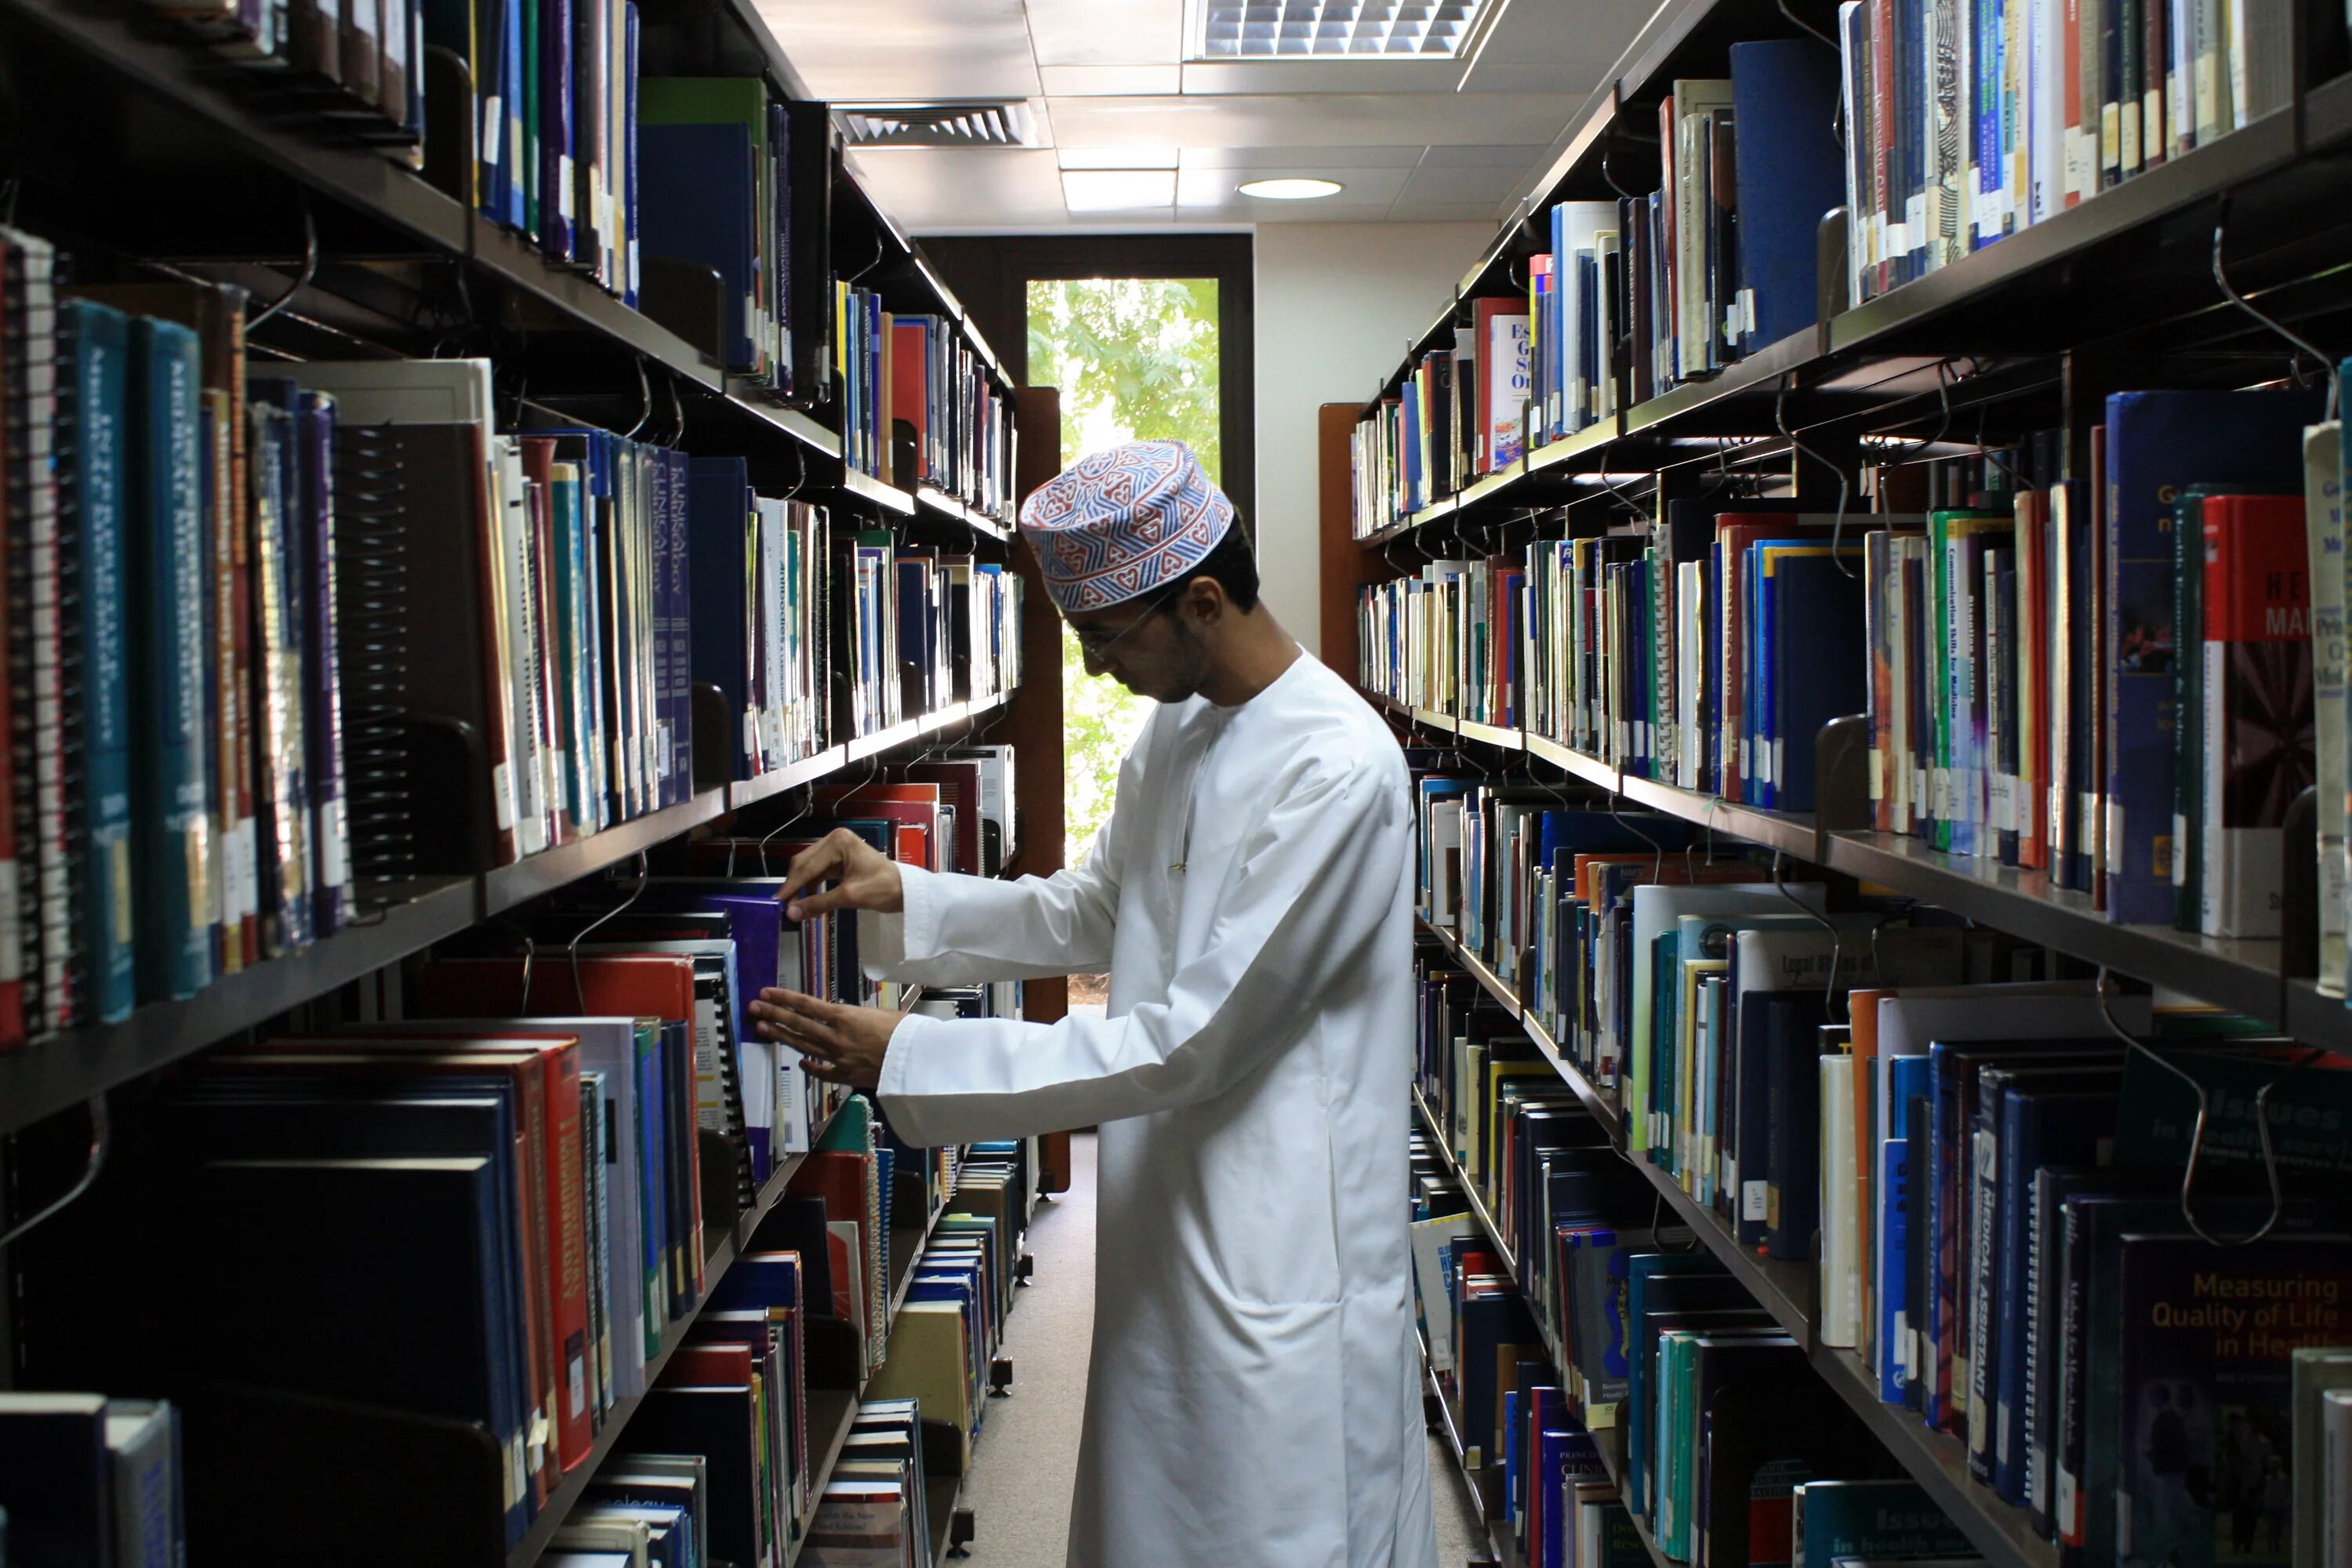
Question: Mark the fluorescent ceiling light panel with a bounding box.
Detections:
[1059,147,1181,169]
[1062,169,1180,209]
[1237,176,1343,198]
[1190,0,1490,59]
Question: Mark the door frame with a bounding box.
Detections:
[918,234,1256,529]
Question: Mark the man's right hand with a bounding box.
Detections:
[779,826,906,920]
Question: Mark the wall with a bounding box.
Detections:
[1251,221,1493,655]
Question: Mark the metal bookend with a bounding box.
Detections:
[2092,965,2315,1249]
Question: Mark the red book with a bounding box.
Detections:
[280,1025,597,1470]
[659,1341,757,1388]
[891,321,929,481]
[901,761,985,874]
[416,955,705,1367]
[789,1150,875,1308]
[2198,494,2313,938]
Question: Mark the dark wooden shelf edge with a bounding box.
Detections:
[0,877,477,1135]
[482,791,731,916]
[1806,1345,2060,1568]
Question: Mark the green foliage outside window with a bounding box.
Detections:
[1026,278,1221,866]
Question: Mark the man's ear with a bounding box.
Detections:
[1182,575,1226,623]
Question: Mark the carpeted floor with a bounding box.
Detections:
[958,1131,1487,1566]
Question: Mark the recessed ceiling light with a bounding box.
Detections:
[1062,169,1179,212]
[1237,176,1344,200]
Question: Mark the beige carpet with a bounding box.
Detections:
[958,1131,1487,1566]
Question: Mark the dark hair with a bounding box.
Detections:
[1169,515,1259,614]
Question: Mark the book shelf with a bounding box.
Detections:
[1330,0,2352,1562]
[0,0,1065,1554]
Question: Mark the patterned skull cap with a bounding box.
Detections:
[1018,439,1235,614]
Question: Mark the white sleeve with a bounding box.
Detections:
[855,714,1150,985]
[873,759,1407,1148]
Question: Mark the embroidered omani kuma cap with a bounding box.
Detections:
[1017,439,1236,614]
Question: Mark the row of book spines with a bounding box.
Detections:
[839,301,1018,511]
[1838,0,2281,304]
[141,0,422,139]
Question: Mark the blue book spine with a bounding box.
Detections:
[1773,550,1867,812]
[2102,389,2318,922]
[637,123,757,372]
[501,0,525,230]
[1502,1388,1522,1522]
[64,299,136,1025]
[125,317,214,1004]
[1976,0,2002,246]
[684,457,753,779]
[644,448,670,808]
[1878,1134,1911,1402]
[1730,40,1845,358]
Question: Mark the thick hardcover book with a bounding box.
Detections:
[614,1385,762,1567]
[1730,42,1844,355]
[245,379,318,955]
[329,421,514,873]
[121,316,215,1002]
[2102,388,2317,923]
[188,1156,511,1467]
[1792,1479,1974,1568]
[61,297,135,1023]
[2114,1231,2352,1568]
[2198,492,2313,938]
[637,122,757,372]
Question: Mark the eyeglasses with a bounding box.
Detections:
[1069,583,1182,661]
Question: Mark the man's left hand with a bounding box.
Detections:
[751,988,902,1092]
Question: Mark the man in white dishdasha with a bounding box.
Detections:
[749,439,1437,1568]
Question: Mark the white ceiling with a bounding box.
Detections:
[757,0,1656,231]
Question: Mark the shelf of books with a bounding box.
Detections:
[0,0,1051,1550]
[1362,7,2352,1564]
[1344,0,2352,548]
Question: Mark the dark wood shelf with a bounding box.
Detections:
[784,1389,864,1566]
[482,791,732,917]
[0,877,477,1137]
[1393,696,2319,1030]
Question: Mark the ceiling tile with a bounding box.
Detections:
[1040,64,1185,95]
[1454,0,1643,95]
[1022,0,1185,65]
[1062,146,1181,169]
[1384,197,1511,223]
[1414,142,1548,167]
[844,146,1071,229]
[759,0,1040,100]
[1178,143,1428,169]
[1044,93,1578,149]
[1395,160,1523,205]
